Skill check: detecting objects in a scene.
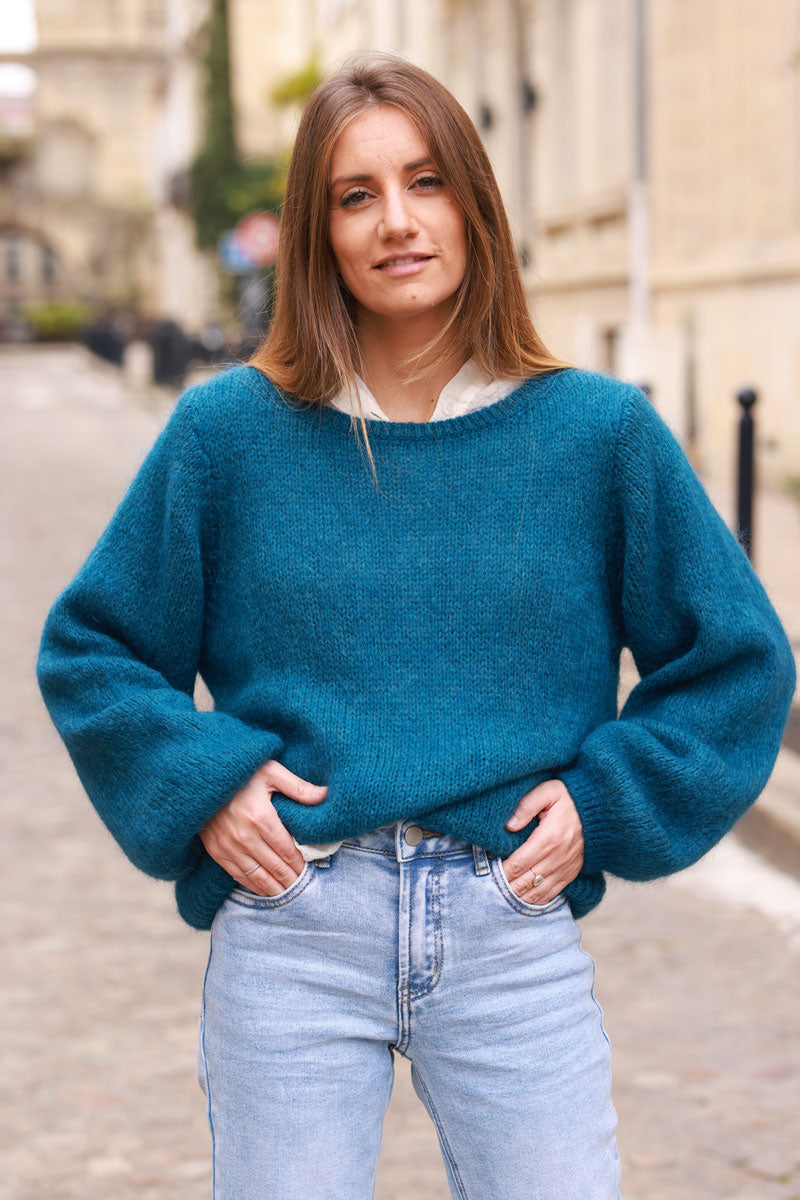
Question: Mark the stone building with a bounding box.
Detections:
[230,0,799,484]
[2,0,797,485]
[522,0,800,484]
[0,0,216,333]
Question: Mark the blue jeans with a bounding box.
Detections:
[198,821,621,1198]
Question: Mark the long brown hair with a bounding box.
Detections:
[248,52,572,470]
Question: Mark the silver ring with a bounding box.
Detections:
[532,873,544,887]
[244,862,262,876]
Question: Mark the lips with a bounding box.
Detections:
[374,253,434,269]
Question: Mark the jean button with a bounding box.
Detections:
[404,825,423,846]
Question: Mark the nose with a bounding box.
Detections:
[378,185,419,240]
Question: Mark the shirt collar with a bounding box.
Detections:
[330,357,509,422]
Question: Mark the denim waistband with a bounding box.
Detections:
[339,820,492,869]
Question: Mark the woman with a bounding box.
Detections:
[37,53,795,1199]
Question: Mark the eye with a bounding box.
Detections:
[414,174,444,191]
[339,188,371,208]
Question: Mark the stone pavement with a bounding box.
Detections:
[2,345,798,1200]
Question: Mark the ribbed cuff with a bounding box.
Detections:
[139,728,285,879]
[556,765,614,878]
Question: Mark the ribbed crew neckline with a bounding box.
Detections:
[243,364,571,442]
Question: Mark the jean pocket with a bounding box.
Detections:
[228,860,313,908]
[489,855,567,916]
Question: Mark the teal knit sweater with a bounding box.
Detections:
[36,364,796,929]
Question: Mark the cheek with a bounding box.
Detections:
[449,226,468,283]
[328,223,367,284]
[443,204,467,269]
[327,221,343,273]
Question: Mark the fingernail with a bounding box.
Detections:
[505,819,520,830]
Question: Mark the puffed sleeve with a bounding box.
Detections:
[558,384,796,880]
[36,389,283,880]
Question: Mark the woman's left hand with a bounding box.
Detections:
[501,780,585,905]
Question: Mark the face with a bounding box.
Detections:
[327,105,468,326]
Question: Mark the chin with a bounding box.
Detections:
[371,292,459,319]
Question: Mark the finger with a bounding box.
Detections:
[515,849,585,903]
[234,861,292,897]
[510,841,583,886]
[500,843,578,901]
[201,846,287,898]
[502,835,555,881]
[507,856,568,902]
[220,820,305,884]
[260,761,328,805]
[202,804,306,880]
[249,811,307,875]
[516,875,565,906]
[503,814,579,877]
[501,855,543,891]
[504,779,565,831]
[252,834,307,887]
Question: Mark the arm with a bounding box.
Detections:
[557,384,796,881]
[36,390,283,880]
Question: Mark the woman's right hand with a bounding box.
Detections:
[199,760,328,895]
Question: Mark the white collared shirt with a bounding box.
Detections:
[328,356,521,423]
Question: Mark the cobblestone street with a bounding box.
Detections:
[2,345,799,1200]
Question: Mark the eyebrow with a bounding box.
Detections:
[329,158,436,191]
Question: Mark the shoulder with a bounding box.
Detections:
[541,366,639,414]
[530,366,642,445]
[174,363,286,436]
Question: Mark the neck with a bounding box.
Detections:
[354,306,468,423]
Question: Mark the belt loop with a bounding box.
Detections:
[472,845,490,875]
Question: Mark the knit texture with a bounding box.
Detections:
[36,364,796,929]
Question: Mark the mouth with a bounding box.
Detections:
[374,253,434,271]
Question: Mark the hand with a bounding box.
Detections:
[500,779,584,906]
[199,760,328,896]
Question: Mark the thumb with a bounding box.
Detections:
[504,779,563,831]
[259,761,329,805]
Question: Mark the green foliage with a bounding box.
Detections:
[189,149,233,250]
[202,0,237,164]
[224,155,289,220]
[269,55,323,107]
[188,0,290,249]
[190,154,287,250]
[23,299,92,341]
[188,0,237,249]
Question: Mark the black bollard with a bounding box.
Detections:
[736,387,757,560]
[150,320,191,387]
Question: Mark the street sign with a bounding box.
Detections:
[234,210,280,267]
[219,230,257,275]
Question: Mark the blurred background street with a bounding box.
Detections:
[2,0,800,1197]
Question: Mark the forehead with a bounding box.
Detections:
[329,106,430,173]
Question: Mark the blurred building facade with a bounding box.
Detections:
[2,0,798,483]
[229,0,800,483]
[523,0,800,485]
[0,0,217,331]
